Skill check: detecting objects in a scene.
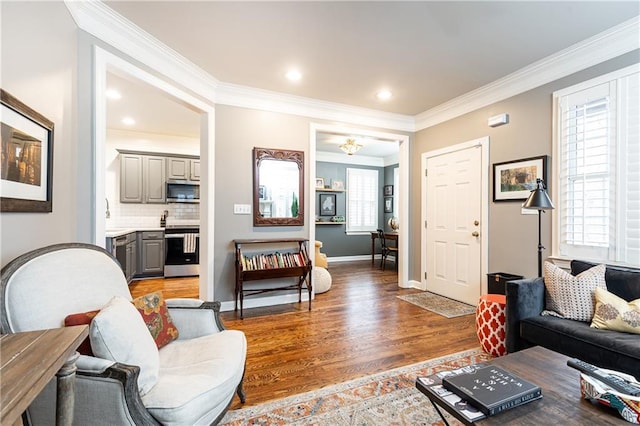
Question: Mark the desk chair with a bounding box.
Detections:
[377,229,398,271]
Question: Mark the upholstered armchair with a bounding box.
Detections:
[0,243,246,425]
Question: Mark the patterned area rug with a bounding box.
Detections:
[397,292,476,318]
[220,348,491,426]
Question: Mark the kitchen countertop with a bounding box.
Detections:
[105,227,165,238]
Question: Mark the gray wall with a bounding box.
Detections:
[410,50,640,280]
[383,163,398,232]
[0,2,79,266]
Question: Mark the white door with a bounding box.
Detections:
[426,145,482,305]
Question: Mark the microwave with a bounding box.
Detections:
[166,179,200,203]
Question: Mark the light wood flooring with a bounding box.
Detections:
[130,260,479,409]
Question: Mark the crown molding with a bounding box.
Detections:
[65,0,219,102]
[316,151,385,167]
[415,16,640,131]
[216,82,416,132]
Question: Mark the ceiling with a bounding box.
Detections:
[104,1,639,155]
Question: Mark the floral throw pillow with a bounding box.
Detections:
[542,261,606,322]
[131,291,179,348]
[590,287,640,334]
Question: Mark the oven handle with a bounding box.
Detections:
[165,234,200,239]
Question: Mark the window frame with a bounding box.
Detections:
[345,167,379,235]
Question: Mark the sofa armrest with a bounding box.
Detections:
[505,277,545,353]
[166,299,226,339]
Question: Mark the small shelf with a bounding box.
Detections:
[315,188,345,193]
[315,222,345,225]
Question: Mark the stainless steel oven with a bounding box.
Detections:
[164,226,200,277]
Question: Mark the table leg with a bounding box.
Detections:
[371,234,376,265]
[55,351,79,426]
[429,399,451,426]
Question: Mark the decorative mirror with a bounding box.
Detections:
[253,147,304,226]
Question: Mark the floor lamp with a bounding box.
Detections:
[523,178,554,277]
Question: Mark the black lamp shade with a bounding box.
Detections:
[523,179,554,210]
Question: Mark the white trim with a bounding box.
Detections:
[415,16,640,131]
[328,255,378,263]
[92,47,216,300]
[219,292,310,313]
[316,151,385,167]
[421,137,490,295]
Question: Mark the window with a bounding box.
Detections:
[553,64,639,267]
[346,168,378,233]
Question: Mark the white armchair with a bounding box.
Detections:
[0,243,246,425]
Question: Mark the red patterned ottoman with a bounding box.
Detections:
[476,294,507,357]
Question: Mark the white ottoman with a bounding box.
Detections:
[313,266,332,294]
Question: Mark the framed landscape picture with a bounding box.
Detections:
[493,155,547,202]
[1,89,54,212]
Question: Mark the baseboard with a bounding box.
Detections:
[327,254,380,263]
[220,292,311,313]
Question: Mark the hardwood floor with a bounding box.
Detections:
[131,260,479,409]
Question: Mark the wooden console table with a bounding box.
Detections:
[1,326,88,426]
[234,238,312,319]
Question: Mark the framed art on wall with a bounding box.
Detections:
[384,185,393,196]
[315,177,325,189]
[1,89,54,212]
[493,155,548,202]
[319,193,336,216]
[384,197,393,213]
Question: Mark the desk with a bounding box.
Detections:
[370,231,398,265]
[1,326,88,426]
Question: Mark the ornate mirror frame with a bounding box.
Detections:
[253,147,304,226]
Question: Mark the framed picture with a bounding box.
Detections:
[319,193,336,216]
[315,177,325,189]
[493,155,548,202]
[332,180,344,191]
[384,196,393,213]
[384,185,393,196]
[1,89,54,212]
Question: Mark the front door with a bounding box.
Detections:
[425,144,482,305]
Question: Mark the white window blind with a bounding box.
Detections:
[554,65,640,267]
[346,168,379,233]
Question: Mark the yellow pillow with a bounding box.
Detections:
[590,287,640,334]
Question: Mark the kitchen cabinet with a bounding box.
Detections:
[125,238,137,282]
[137,231,165,276]
[167,157,200,181]
[119,152,166,203]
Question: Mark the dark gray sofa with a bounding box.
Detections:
[505,260,640,380]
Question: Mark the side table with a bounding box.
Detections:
[476,294,507,357]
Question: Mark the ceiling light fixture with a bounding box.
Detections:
[286,69,302,81]
[121,117,135,126]
[376,90,392,100]
[339,138,363,155]
[106,89,122,100]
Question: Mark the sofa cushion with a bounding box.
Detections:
[90,296,160,395]
[521,315,640,380]
[571,260,640,301]
[591,287,640,334]
[131,292,179,349]
[142,330,247,425]
[543,262,606,322]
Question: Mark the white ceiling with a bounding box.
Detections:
[103,1,639,155]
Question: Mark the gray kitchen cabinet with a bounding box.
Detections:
[120,154,143,203]
[137,231,165,276]
[125,234,137,282]
[119,152,166,203]
[167,156,200,181]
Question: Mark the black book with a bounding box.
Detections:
[442,365,542,416]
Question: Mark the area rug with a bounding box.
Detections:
[397,292,476,318]
[220,348,491,426]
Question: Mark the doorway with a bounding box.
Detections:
[421,137,489,304]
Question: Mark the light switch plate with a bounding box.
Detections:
[234,204,251,215]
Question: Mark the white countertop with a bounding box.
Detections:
[105,227,165,238]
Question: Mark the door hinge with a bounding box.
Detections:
[424,272,427,280]
[425,169,428,177]
[425,220,427,228]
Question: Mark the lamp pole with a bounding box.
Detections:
[537,210,544,278]
[523,178,554,278]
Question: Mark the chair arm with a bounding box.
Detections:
[76,354,115,373]
[166,299,226,339]
[505,277,545,353]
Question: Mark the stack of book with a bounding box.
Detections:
[240,251,306,271]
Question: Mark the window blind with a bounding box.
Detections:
[346,168,378,233]
[555,66,640,267]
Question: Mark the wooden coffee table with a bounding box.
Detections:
[417,346,627,425]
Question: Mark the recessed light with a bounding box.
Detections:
[121,117,135,126]
[376,90,392,100]
[286,69,302,82]
[106,89,122,100]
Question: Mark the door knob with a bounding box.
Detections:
[474,220,480,226]
[472,231,480,237]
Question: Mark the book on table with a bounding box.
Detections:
[442,365,542,416]
[417,364,487,423]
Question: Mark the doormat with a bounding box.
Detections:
[397,292,476,318]
[220,348,491,425]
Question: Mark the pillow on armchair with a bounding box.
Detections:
[90,296,160,395]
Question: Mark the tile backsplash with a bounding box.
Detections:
[107,203,200,228]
